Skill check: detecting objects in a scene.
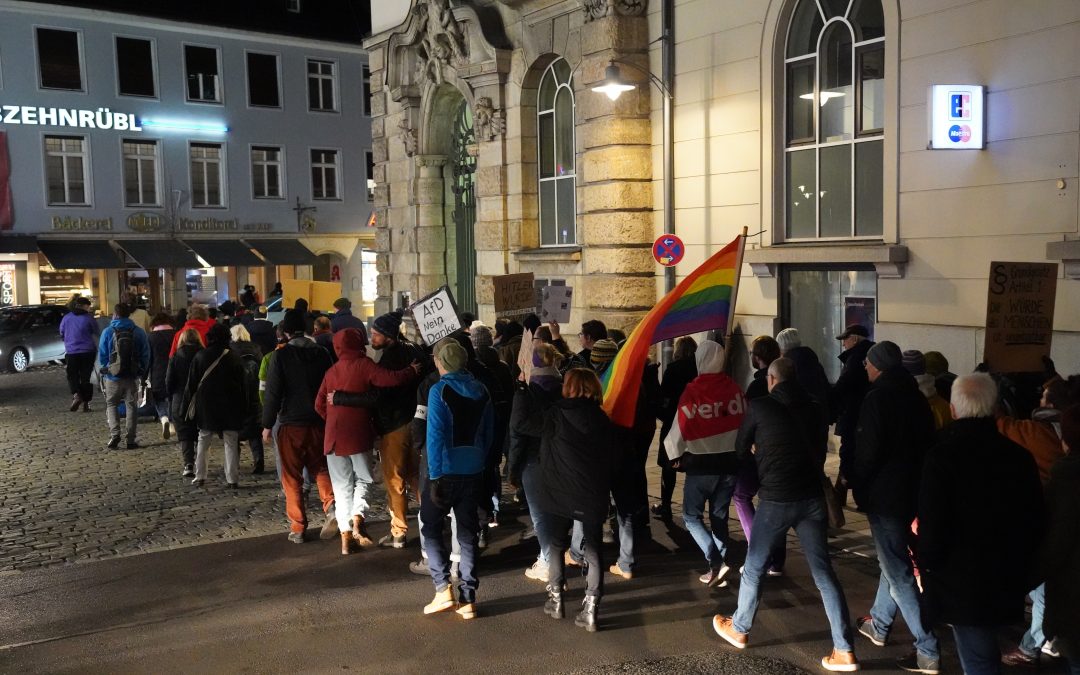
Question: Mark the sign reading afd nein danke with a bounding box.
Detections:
[409,286,461,346]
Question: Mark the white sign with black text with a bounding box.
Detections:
[409,286,461,346]
[540,285,573,324]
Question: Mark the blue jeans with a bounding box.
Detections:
[521,461,549,564]
[732,497,854,652]
[420,474,482,604]
[682,473,738,568]
[1018,583,1046,655]
[867,513,939,659]
[952,625,1001,675]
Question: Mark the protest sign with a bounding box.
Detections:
[983,261,1057,373]
[408,286,461,346]
[517,328,535,383]
[493,272,536,318]
[540,285,573,324]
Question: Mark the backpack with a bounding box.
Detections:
[108,327,135,378]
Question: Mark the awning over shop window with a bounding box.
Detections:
[38,240,121,269]
[0,235,38,253]
[182,239,263,267]
[115,239,201,269]
[244,239,319,265]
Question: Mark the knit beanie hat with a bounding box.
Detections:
[437,340,468,372]
[866,340,902,371]
[923,351,949,376]
[775,328,801,353]
[281,309,306,335]
[372,311,403,338]
[470,325,493,349]
[590,339,619,368]
[901,350,926,376]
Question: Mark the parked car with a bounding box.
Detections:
[0,304,70,373]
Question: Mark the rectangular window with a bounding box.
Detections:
[310,149,339,200]
[857,46,885,135]
[44,135,89,205]
[122,140,160,206]
[785,148,816,239]
[246,52,280,108]
[362,65,371,116]
[185,45,220,103]
[364,150,375,201]
[37,28,83,90]
[251,146,283,199]
[190,143,224,207]
[116,37,156,97]
[307,59,337,112]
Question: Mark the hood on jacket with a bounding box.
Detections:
[183,318,216,333]
[695,340,725,375]
[109,317,135,330]
[333,327,368,358]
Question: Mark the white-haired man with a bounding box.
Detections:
[918,373,1044,675]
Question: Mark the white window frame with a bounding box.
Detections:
[251,144,285,200]
[43,134,91,206]
[536,58,578,247]
[122,138,161,207]
[244,50,282,109]
[189,141,226,208]
[183,43,223,104]
[307,58,338,112]
[34,26,86,93]
[310,148,341,201]
[113,34,158,99]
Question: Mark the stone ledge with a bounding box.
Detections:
[1046,239,1080,279]
[744,243,908,279]
[513,246,582,263]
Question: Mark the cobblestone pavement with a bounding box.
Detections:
[0,366,390,572]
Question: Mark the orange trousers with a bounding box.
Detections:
[277,424,335,534]
[380,424,418,537]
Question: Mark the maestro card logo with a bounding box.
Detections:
[948,124,972,143]
[949,92,971,120]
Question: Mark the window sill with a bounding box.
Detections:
[513,246,582,263]
[1047,239,1080,279]
[744,242,908,279]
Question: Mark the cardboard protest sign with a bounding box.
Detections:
[493,272,536,319]
[281,279,311,310]
[517,328,535,383]
[540,286,573,324]
[983,261,1058,373]
[281,280,344,312]
[408,286,461,346]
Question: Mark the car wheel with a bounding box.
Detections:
[8,348,29,373]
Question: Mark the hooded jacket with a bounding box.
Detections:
[261,337,333,428]
[663,340,745,475]
[315,328,417,456]
[59,307,99,355]
[168,318,216,356]
[97,317,150,381]
[426,369,494,479]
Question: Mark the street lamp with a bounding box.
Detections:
[591,63,637,101]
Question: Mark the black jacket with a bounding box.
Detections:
[657,357,698,443]
[508,382,561,483]
[185,344,250,433]
[745,367,768,401]
[261,338,333,428]
[851,367,936,520]
[735,380,825,503]
[831,339,874,438]
[1042,451,1080,651]
[918,417,1044,626]
[165,343,201,442]
[247,318,277,358]
[230,340,263,440]
[371,339,425,434]
[517,397,615,524]
[147,327,176,400]
[330,309,366,334]
[786,345,832,431]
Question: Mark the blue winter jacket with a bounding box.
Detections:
[426,370,494,480]
[97,318,151,381]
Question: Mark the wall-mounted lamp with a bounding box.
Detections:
[591,63,638,101]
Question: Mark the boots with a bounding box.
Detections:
[161,417,171,440]
[543,584,564,619]
[70,393,81,412]
[352,515,375,547]
[340,531,355,555]
[423,587,456,615]
[574,596,599,632]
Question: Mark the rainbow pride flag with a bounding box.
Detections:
[601,234,745,427]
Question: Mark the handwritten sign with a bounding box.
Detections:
[517,328,535,383]
[540,285,573,324]
[983,261,1057,373]
[493,272,536,319]
[408,286,460,346]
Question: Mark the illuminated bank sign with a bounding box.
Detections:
[0,105,229,134]
[929,85,985,149]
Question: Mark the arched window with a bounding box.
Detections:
[784,0,884,240]
[537,58,576,246]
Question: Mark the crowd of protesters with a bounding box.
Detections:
[56,290,1080,674]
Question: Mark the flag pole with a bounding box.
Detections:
[725,226,749,349]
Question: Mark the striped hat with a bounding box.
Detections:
[590,339,619,368]
[470,325,493,349]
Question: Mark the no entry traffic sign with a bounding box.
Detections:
[652,234,685,267]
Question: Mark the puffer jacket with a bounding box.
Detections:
[261,337,333,428]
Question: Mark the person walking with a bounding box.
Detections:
[849,340,940,674]
[329,297,367,334]
[185,324,250,488]
[651,336,697,521]
[169,304,215,356]
[97,303,150,449]
[830,324,874,504]
[229,324,265,474]
[166,328,203,477]
[247,307,277,358]
[714,358,859,672]
[918,373,1044,675]
[664,340,745,588]
[59,296,99,412]
[312,316,336,361]
[261,309,337,543]
[420,340,494,620]
[315,327,419,555]
[146,312,177,440]
[1041,404,1080,675]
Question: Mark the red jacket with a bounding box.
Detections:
[315,328,416,456]
[169,318,217,356]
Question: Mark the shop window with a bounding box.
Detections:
[310,148,339,200]
[783,0,883,240]
[247,52,280,108]
[537,58,576,247]
[185,45,221,103]
[44,135,89,205]
[115,37,156,97]
[123,140,160,206]
[190,142,224,207]
[362,65,372,116]
[307,59,337,112]
[37,28,83,91]
[364,150,375,201]
[251,146,284,199]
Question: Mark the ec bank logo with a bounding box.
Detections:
[949,92,971,120]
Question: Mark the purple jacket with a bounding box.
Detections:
[59,309,99,355]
